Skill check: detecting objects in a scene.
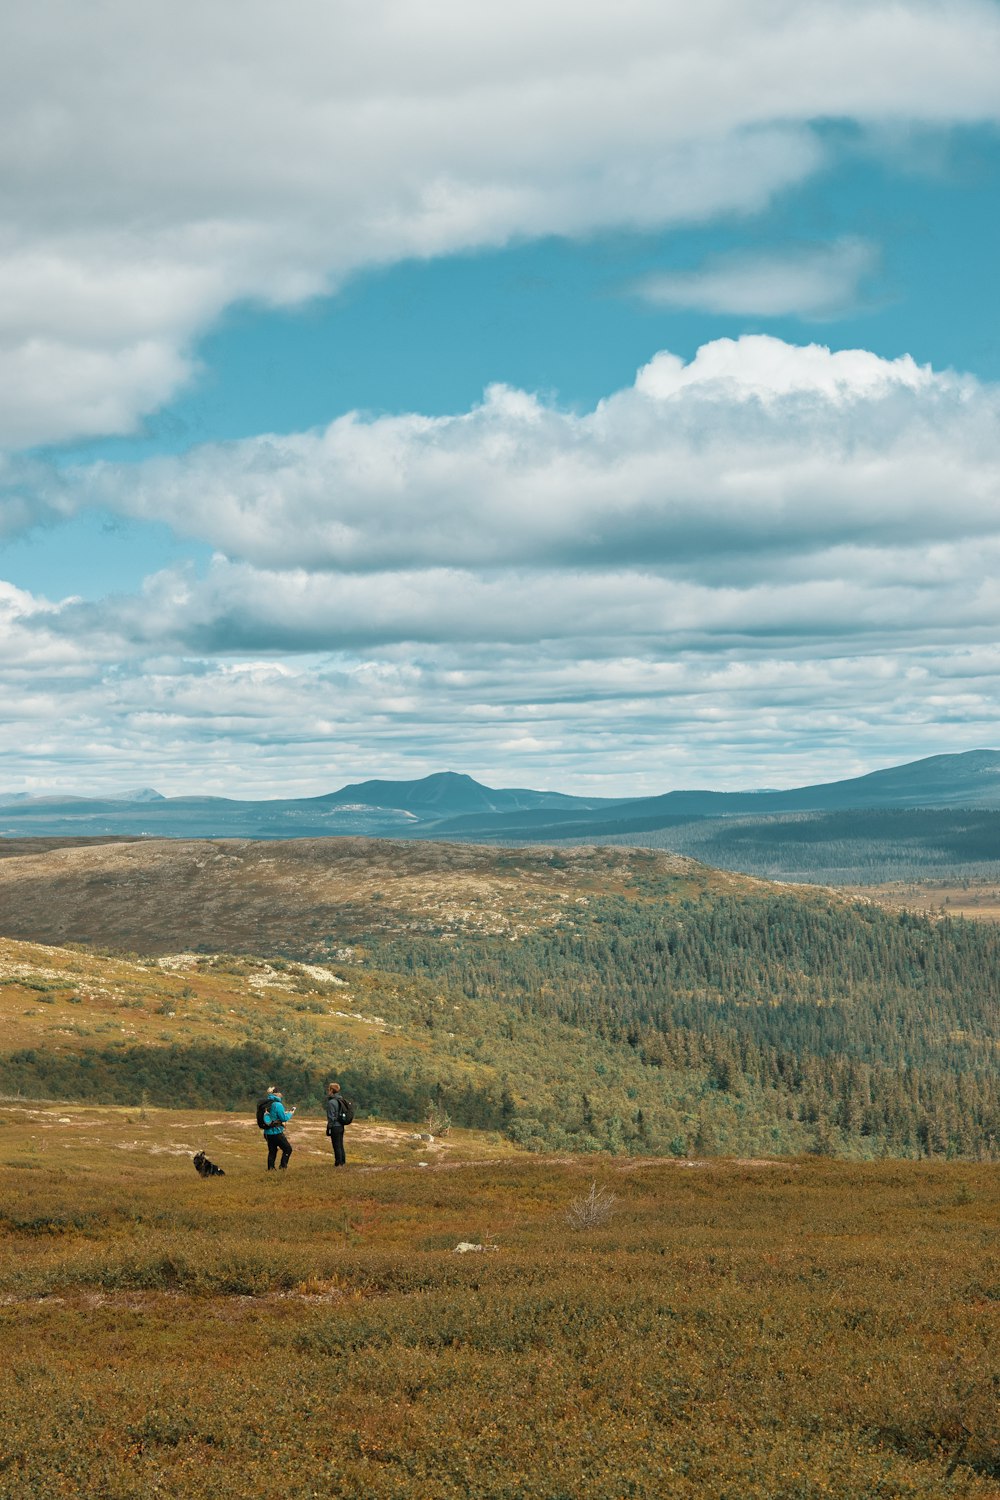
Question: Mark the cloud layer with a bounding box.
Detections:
[4,336,1000,795]
[4,1,1000,446]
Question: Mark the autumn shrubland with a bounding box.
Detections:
[0,1103,997,1498]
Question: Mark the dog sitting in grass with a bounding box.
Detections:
[192,1151,225,1177]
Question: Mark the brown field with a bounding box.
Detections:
[1,1102,998,1499]
[849,878,1000,923]
[1,837,998,1495]
[0,836,148,863]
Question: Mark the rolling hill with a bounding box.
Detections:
[0,836,998,1160]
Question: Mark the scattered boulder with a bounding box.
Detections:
[453,1242,484,1254]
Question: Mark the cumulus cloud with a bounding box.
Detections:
[3,1,1000,445]
[634,238,878,319]
[48,335,992,577]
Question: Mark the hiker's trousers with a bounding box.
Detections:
[266,1133,293,1169]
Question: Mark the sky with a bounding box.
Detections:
[2,1,1000,800]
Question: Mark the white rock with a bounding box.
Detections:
[453,1242,485,1254]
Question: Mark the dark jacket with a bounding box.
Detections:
[325,1095,345,1130]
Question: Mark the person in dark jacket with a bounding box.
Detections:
[263,1086,295,1170]
[325,1081,347,1166]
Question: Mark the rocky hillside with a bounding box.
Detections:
[0,836,705,956]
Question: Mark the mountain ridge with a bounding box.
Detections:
[3,752,1000,880]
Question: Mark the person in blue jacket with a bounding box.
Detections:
[263,1086,295,1170]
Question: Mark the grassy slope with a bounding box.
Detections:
[0,843,819,1157]
[0,929,818,1159]
[2,838,1000,1159]
[0,1104,997,1498]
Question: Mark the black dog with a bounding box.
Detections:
[193,1150,225,1177]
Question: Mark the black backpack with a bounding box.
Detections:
[255,1097,272,1130]
[339,1097,355,1126]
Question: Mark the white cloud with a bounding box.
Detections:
[48,335,991,576]
[630,333,937,400]
[634,238,878,319]
[3,1,1000,446]
[6,590,1000,798]
[5,333,1000,794]
[39,535,1000,659]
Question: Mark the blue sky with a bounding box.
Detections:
[2,2,1000,798]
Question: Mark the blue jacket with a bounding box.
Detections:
[264,1097,292,1136]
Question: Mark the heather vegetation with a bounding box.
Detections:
[0,1105,997,1499]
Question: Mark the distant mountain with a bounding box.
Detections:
[2,754,1000,883]
[0,769,614,842]
[0,787,165,807]
[427,750,1000,839]
[311,770,610,816]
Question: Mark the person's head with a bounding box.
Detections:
[327,1082,341,1096]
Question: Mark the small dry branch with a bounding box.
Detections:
[565,1181,617,1231]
